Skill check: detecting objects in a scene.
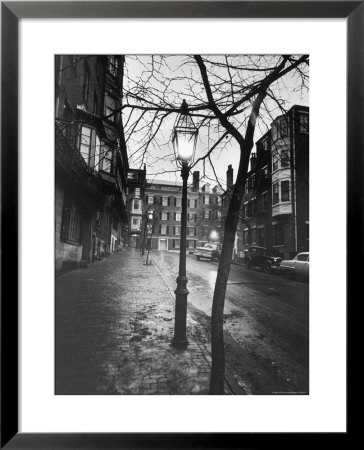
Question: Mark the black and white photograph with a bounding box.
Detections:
[55,54,309,396]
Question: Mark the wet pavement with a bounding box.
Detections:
[55,248,235,395]
[56,248,308,395]
[151,251,309,395]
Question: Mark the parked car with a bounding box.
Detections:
[245,246,282,273]
[194,243,221,261]
[279,252,309,280]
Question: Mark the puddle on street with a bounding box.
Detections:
[208,270,217,289]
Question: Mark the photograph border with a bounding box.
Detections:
[1,1,358,447]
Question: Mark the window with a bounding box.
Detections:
[105,93,117,123]
[194,199,198,208]
[204,210,209,219]
[93,92,98,115]
[174,239,180,249]
[175,213,181,222]
[133,200,140,211]
[82,64,90,103]
[135,188,140,197]
[175,198,181,207]
[175,226,180,236]
[299,113,309,133]
[257,227,265,247]
[204,196,209,205]
[94,135,101,171]
[278,119,288,138]
[281,180,290,202]
[243,202,248,219]
[249,175,256,189]
[217,211,222,219]
[262,139,268,151]
[61,198,81,244]
[148,196,154,205]
[79,126,92,164]
[161,225,167,235]
[188,240,194,249]
[162,212,168,221]
[245,181,249,194]
[262,192,268,212]
[251,228,257,244]
[281,149,290,167]
[246,202,252,218]
[243,229,250,245]
[100,144,112,173]
[162,197,168,206]
[217,197,222,206]
[108,56,119,76]
[273,223,285,246]
[272,152,279,172]
[252,198,257,216]
[273,183,279,205]
[131,217,141,230]
[188,227,195,236]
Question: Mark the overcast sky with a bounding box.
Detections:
[123,55,309,189]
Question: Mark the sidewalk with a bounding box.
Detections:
[56,248,233,395]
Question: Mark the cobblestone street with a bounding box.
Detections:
[56,248,232,395]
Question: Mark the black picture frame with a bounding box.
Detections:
[1,1,357,448]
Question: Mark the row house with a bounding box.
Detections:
[55,55,128,272]
[144,171,222,252]
[126,166,147,248]
[222,105,309,260]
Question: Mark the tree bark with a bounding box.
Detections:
[209,145,251,394]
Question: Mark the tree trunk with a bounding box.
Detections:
[209,145,251,394]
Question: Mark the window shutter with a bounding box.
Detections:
[159,225,161,234]
[173,226,175,235]
[168,197,170,206]
[160,211,162,220]
[188,199,190,207]
[160,197,163,205]
[166,226,169,235]
[167,212,170,220]
[173,239,175,249]
[174,198,176,207]
[174,212,176,221]
[194,227,196,236]
[154,196,156,205]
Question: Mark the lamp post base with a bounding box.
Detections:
[172,275,189,349]
[171,336,189,349]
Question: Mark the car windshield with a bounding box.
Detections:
[296,253,308,261]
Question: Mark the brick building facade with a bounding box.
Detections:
[222,105,309,260]
[126,167,147,248]
[144,171,222,252]
[55,55,128,272]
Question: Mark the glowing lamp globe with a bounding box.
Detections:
[172,101,198,165]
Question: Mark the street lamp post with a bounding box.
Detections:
[145,209,154,265]
[171,100,198,349]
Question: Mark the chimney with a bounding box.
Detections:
[193,171,200,192]
[250,153,257,171]
[226,164,233,189]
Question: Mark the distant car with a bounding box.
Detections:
[245,246,282,273]
[194,243,221,261]
[279,252,309,280]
